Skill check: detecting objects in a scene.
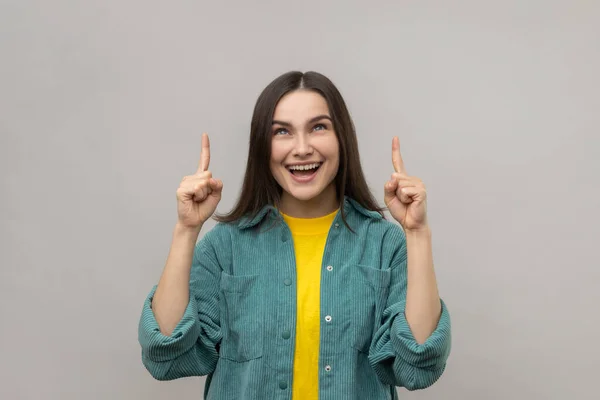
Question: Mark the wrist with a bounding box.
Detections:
[404,225,431,239]
[174,222,202,239]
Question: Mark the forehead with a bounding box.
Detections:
[273,90,330,121]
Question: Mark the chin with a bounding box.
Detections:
[285,187,326,202]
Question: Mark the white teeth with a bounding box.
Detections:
[288,163,321,171]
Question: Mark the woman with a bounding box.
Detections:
[138,71,451,399]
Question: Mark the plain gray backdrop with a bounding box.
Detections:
[1,0,599,399]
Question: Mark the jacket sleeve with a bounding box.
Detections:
[368,227,451,390]
[137,234,223,381]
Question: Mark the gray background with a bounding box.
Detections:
[1,0,598,399]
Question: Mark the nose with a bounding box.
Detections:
[292,133,313,157]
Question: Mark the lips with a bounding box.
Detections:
[287,162,322,183]
[286,162,323,172]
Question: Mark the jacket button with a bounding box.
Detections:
[284,279,292,286]
[279,381,288,390]
[282,330,291,339]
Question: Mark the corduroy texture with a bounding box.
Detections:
[138,197,451,400]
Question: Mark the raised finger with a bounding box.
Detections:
[392,136,406,174]
[392,173,421,186]
[197,133,211,174]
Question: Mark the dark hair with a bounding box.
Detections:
[214,71,384,228]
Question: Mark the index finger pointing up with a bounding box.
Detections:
[197,133,211,173]
[391,136,406,174]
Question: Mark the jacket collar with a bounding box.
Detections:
[237,196,382,229]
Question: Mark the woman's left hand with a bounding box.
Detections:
[384,136,429,232]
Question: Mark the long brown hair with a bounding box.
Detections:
[214,71,384,228]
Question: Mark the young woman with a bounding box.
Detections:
[138,71,451,399]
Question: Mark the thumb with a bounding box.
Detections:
[383,179,398,204]
[209,178,223,198]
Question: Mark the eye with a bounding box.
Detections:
[313,123,327,132]
[274,127,289,136]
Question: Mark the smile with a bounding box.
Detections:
[287,162,322,183]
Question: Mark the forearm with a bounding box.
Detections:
[152,223,202,336]
[404,226,442,344]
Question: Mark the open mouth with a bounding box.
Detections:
[288,162,322,177]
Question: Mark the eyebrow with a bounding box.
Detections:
[272,114,332,127]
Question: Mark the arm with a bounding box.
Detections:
[137,225,222,381]
[404,226,442,344]
[152,223,202,336]
[368,226,451,390]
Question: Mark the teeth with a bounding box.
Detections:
[289,163,321,171]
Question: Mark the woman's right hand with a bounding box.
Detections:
[176,133,223,230]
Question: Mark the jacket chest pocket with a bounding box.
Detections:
[350,265,391,353]
[219,272,264,362]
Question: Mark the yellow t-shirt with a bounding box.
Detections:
[281,209,338,400]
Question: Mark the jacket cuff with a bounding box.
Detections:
[390,299,451,368]
[138,285,201,363]
[370,299,451,370]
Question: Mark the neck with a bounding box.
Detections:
[278,184,339,218]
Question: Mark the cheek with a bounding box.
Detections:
[270,144,283,165]
[269,144,287,180]
[269,158,283,179]
[327,139,340,166]
[330,144,341,176]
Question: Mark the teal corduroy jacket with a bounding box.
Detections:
[138,197,451,399]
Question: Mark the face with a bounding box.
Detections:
[270,90,340,216]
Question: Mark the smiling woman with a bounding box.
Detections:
[138,71,452,400]
[269,91,340,217]
[215,71,382,224]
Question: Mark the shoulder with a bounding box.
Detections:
[196,221,237,254]
[349,214,407,263]
[343,197,404,240]
[350,211,405,242]
[379,218,406,242]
